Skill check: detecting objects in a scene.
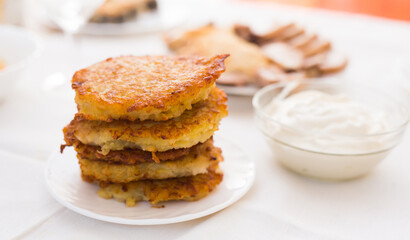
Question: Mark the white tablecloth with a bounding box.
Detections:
[1,1,410,239]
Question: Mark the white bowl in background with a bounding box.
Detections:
[0,24,41,99]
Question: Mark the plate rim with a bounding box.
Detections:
[41,1,188,36]
[45,137,255,225]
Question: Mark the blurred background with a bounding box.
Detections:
[260,0,410,21]
[3,0,410,23]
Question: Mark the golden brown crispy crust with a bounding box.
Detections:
[94,168,223,206]
[79,142,223,183]
[76,141,189,164]
[73,55,228,122]
[67,137,213,164]
[63,87,228,152]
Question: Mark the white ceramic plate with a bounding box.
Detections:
[79,6,187,36]
[45,136,255,225]
[42,0,187,36]
[217,84,259,97]
[218,75,347,97]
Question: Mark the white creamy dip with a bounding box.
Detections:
[265,90,394,180]
[267,90,391,154]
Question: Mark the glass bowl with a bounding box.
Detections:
[252,81,409,181]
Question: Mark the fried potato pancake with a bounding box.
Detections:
[72,55,228,122]
[79,142,223,183]
[67,138,213,165]
[166,25,269,80]
[64,87,228,153]
[96,168,223,206]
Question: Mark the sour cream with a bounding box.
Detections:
[267,90,391,154]
[265,90,394,180]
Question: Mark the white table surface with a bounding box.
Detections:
[1,0,410,239]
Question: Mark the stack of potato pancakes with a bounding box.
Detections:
[62,54,229,206]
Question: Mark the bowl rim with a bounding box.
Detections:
[252,80,410,138]
[0,24,43,75]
